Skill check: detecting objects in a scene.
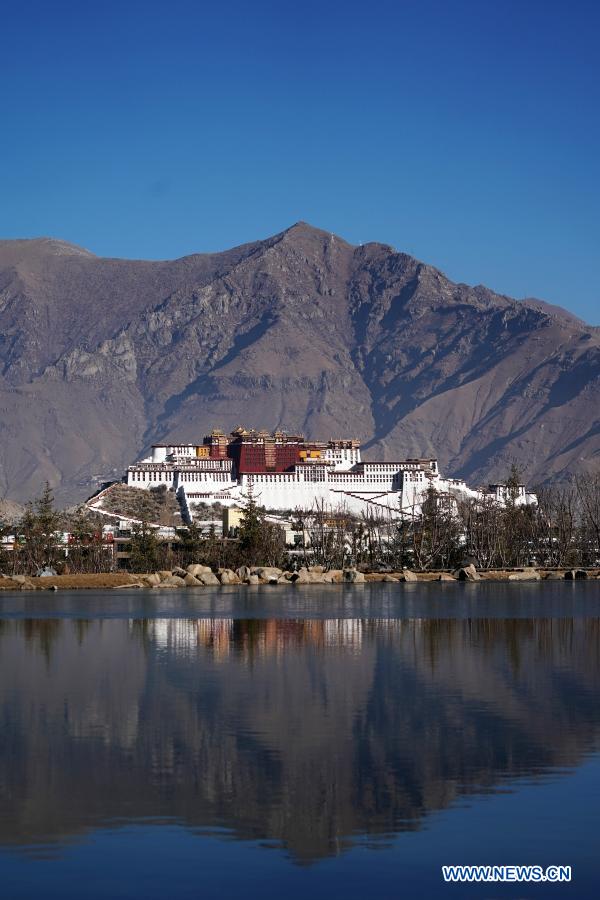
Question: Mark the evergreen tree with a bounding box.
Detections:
[129,520,160,573]
[389,518,412,570]
[506,463,524,505]
[176,520,205,565]
[18,482,62,574]
[237,494,265,566]
[237,493,284,567]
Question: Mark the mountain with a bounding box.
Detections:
[0,223,598,504]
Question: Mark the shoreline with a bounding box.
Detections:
[1,566,599,591]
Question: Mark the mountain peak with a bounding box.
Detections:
[279,221,353,246]
[285,220,326,235]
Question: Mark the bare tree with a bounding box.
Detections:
[535,484,578,567]
[575,473,600,565]
[409,487,462,570]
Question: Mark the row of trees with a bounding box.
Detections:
[127,494,286,573]
[0,484,115,575]
[293,471,600,571]
[0,487,288,576]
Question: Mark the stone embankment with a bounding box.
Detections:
[1,565,598,591]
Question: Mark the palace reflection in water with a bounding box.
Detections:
[0,614,599,862]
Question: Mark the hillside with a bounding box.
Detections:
[90,483,182,526]
[0,223,598,503]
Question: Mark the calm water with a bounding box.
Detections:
[1,582,599,898]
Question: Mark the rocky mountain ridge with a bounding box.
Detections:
[0,223,598,504]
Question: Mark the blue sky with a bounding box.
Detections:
[1,0,598,322]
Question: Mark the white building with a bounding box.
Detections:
[124,430,536,521]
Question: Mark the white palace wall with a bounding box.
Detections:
[125,443,532,521]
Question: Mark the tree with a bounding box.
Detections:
[534,484,578,568]
[237,493,284,567]
[129,520,160,573]
[412,486,461,570]
[176,521,205,566]
[0,519,12,574]
[575,472,600,566]
[18,482,63,574]
[506,463,524,505]
[64,507,114,573]
[458,494,504,569]
[388,516,413,570]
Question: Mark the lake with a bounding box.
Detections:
[0,582,599,898]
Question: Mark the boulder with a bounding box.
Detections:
[342,568,365,583]
[321,569,343,583]
[172,567,188,578]
[184,573,202,586]
[383,574,400,582]
[255,567,283,581]
[252,569,280,584]
[309,572,327,583]
[160,575,186,586]
[186,564,212,577]
[139,576,157,587]
[401,569,418,582]
[246,574,260,585]
[544,572,563,580]
[18,580,37,591]
[236,566,252,581]
[199,571,220,586]
[455,565,480,581]
[290,568,311,584]
[508,568,541,582]
[158,570,173,581]
[146,573,162,586]
[219,569,240,585]
[290,567,324,583]
[437,573,456,582]
[309,565,325,574]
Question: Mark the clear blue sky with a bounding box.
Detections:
[1,0,598,322]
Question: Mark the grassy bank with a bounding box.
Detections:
[0,573,143,590]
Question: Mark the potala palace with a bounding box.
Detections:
[125,428,536,519]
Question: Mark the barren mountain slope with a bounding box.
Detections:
[0,223,598,503]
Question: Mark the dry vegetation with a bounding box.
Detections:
[0,573,143,590]
[96,483,181,525]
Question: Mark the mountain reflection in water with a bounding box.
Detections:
[0,616,599,862]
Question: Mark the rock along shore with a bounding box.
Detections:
[0,565,598,591]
